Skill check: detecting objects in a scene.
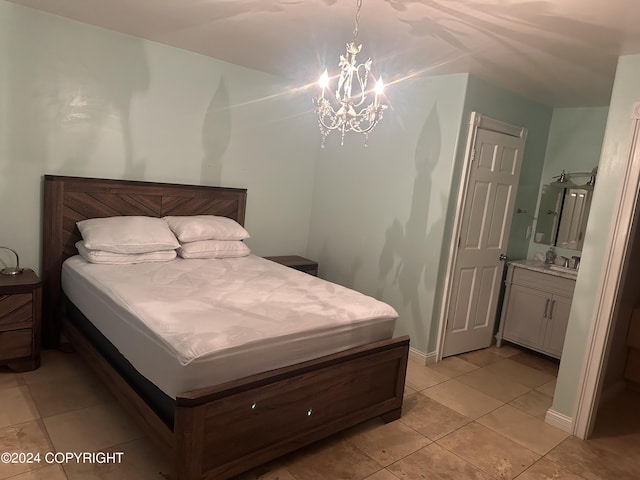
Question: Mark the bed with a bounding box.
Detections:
[41,175,409,480]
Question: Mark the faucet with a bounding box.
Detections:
[545,248,557,265]
[560,256,570,268]
[571,256,581,270]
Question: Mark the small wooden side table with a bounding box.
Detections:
[0,269,41,371]
[264,255,319,276]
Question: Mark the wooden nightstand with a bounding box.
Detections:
[264,255,318,276]
[0,269,41,371]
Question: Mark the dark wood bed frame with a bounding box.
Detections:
[41,175,409,480]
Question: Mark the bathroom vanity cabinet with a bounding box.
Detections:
[496,261,576,359]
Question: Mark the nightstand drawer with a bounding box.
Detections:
[0,269,41,371]
[0,329,32,361]
[0,293,32,330]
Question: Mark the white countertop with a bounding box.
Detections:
[507,259,578,280]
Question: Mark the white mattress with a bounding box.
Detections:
[61,254,398,398]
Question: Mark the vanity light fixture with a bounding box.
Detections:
[313,0,387,147]
[550,170,577,187]
[550,167,598,189]
[0,246,24,275]
[581,167,598,189]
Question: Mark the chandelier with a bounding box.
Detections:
[313,0,387,147]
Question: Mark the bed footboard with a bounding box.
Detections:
[174,336,409,480]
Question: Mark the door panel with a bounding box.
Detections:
[450,268,476,332]
[499,147,518,174]
[466,182,491,248]
[475,266,498,328]
[478,143,497,170]
[443,125,526,357]
[488,183,512,248]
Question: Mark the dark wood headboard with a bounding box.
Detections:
[42,175,248,347]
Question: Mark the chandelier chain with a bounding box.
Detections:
[353,0,362,39]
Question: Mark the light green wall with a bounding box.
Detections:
[527,107,608,260]
[0,1,319,272]
[307,74,468,352]
[553,54,640,417]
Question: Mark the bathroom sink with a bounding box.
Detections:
[547,264,578,277]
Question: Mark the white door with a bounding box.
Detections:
[442,123,526,357]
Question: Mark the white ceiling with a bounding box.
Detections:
[8,0,640,107]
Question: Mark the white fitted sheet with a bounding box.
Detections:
[62,255,398,398]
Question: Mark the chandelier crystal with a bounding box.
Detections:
[313,0,387,147]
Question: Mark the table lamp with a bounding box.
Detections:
[0,246,24,275]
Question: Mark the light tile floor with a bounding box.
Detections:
[1,344,638,479]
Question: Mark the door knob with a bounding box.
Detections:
[499,254,508,261]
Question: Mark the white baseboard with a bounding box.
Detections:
[408,347,426,364]
[409,347,437,365]
[424,351,437,365]
[545,409,573,433]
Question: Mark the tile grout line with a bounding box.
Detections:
[537,446,591,480]
[433,420,541,480]
[403,347,562,479]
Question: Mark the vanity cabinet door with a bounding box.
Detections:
[542,295,572,357]
[497,264,575,359]
[502,284,548,348]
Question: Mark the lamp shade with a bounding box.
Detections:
[0,246,24,275]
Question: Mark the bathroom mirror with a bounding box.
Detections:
[534,184,592,251]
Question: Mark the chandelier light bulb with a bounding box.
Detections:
[374,77,384,107]
[319,70,329,90]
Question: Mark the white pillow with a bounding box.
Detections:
[177,240,250,259]
[76,241,177,265]
[77,216,180,254]
[163,215,250,242]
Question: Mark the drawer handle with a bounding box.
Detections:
[543,299,550,318]
[307,408,313,417]
[251,402,257,410]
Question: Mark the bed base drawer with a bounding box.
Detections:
[174,337,409,480]
[204,351,400,468]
